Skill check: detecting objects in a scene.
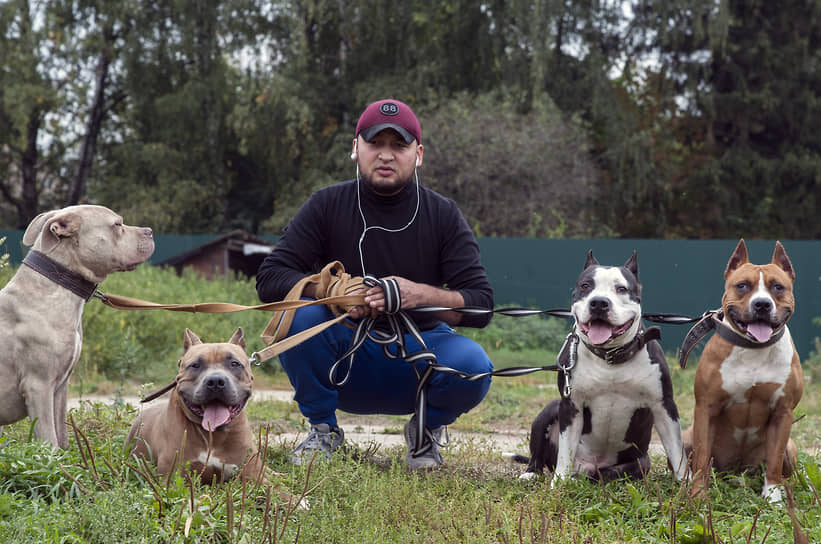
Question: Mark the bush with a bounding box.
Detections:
[0,237,11,286]
[77,265,282,389]
[459,310,571,353]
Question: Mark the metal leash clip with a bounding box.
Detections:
[558,331,579,398]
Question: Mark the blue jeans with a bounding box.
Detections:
[278,304,493,429]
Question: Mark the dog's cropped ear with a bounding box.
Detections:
[624,251,639,280]
[584,250,599,270]
[771,241,795,280]
[724,239,749,279]
[228,327,246,350]
[183,328,203,352]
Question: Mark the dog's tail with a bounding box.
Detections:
[502,452,530,465]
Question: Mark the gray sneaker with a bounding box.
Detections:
[291,423,344,465]
[403,416,447,470]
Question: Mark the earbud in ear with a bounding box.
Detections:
[416,157,421,167]
[351,152,358,160]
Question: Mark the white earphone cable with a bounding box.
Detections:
[356,163,421,275]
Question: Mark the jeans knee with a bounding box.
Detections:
[288,304,335,333]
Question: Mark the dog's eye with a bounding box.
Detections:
[230,360,241,368]
[616,286,628,295]
[772,283,784,294]
[736,282,750,292]
[188,361,201,369]
[579,281,591,290]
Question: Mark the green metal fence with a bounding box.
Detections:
[3,231,819,359]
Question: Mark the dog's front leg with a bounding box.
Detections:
[653,408,689,481]
[25,384,60,447]
[689,402,716,498]
[53,383,70,448]
[762,405,794,503]
[552,397,582,485]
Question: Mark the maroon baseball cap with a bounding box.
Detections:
[355,99,421,144]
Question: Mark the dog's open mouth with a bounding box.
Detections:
[185,400,245,431]
[580,318,634,346]
[733,318,775,343]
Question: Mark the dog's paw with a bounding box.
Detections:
[762,482,784,505]
[518,471,538,481]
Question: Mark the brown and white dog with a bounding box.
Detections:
[683,239,803,503]
[126,328,265,485]
[0,205,154,447]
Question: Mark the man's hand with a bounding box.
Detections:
[348,276,466,325]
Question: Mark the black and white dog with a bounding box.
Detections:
[514,251,688,483]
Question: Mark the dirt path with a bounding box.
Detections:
[68,389,531,454]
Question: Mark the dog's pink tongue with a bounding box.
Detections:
[587,322,612,345]
[748,322,774,343]
[202,403,231,431]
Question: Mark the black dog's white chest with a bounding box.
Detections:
[572,347,662,446]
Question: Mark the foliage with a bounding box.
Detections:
[632,0,821,238]
[460,311,570,354]
[2,0,820,239]
[75,264,283,393]
[421,90,601,237]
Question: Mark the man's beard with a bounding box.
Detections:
[360,171,414,196]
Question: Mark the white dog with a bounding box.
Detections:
[0,205,154,447]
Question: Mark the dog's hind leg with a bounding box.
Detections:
[519,401,560,480]
[591,453,650,482]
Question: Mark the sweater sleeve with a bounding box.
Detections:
[256,195,326,303]
[438,200,494,328]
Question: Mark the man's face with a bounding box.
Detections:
[354,130,423,196]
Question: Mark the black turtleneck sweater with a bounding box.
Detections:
[256,178,493,329]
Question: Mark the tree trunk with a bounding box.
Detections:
[66,35,113,207]
[18,113,41,228]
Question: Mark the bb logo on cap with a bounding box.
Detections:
[380,103,400,116]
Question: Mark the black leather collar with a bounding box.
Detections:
[22,250,98,301]
[678,311,787,368]
[580,326,661,365]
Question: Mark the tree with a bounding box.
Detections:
[0,0,68,227]
[632,0,821,238]
[421,91,602,237]
[90,0,282,233]
[0,0,137,228]
[53,0,134,208]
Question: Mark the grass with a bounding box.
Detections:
[0,348,819,543]
[1,259,819,542]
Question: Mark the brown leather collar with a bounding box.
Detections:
[678,311,787,368]
[22,250,98,301]
[580,326,661,365]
